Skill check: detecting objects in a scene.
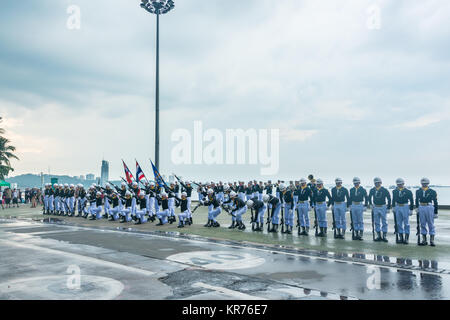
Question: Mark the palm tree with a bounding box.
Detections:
[0,117,19,180]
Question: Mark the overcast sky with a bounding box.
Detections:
[1,0,450,185]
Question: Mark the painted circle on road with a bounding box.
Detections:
[0,275,124,300]
[167,251,265,270]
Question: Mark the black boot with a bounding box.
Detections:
[228,221,236,229]
[317,227,324,237]
[212,221,220,228]
[398,234,404,244]
[404,234,409,245]
[177,221,184,228]
[156,218,164,226]
[341,229,346,239]
[430,235,435,247]
[238,221,246,230]
[269,224,278,233]
[419,235,428,246]
[382,232,388,243]
[335,228,340,239]
[189,217,193,225]
[204,220,212,227]
[286,225,292,235]
[359,230,364,241]
[374,232,382,242]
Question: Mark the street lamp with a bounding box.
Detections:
[140,0,175,171]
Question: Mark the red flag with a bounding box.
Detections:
[136,160,146,182]
[122,160,135,184]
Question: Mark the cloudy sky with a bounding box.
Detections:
[1,0,450,185]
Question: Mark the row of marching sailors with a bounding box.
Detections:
[197,176,439,246]
[43,182,194,228]
[84,189,193,228]
[43,183,82,215]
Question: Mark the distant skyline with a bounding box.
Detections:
[1,0,450,184]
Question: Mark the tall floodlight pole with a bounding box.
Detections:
[140,0,175,171]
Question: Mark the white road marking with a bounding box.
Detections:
[192,282,267,300]
[22,230,76,236]
[0,275,124,300]
[0,239,155,277]
[167,251,266,270]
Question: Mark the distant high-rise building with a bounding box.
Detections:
[86,174,95,181]
[100,160,109,187]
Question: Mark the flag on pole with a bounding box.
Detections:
[122,160,135,184]
[136,160,146,182]
[150,159,167,188]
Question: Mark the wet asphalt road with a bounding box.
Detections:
[0,218,449,300]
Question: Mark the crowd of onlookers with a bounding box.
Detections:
[0,187,43,209]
